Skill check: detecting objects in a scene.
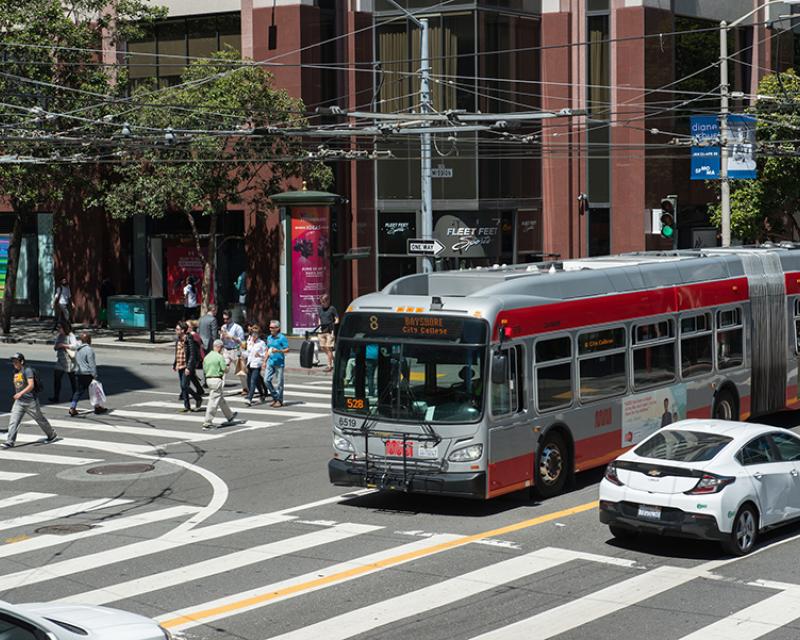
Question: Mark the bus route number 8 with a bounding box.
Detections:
[369,315,379,331]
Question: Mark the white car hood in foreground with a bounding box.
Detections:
[14,602,164,639]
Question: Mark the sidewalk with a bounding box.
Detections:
[0,317,332,376]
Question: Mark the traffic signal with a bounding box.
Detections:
[660,195,678,242]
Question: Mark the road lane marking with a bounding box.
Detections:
[0,493,56,510]
[27,418,220,442]
[266,546,638,640]
[14,433,155,454]
[104,409,280,429]
[158,500,598,630]
[0,450,101,466]
[0,498,132,534]
[59,522,383,606]
[129,401,326,421]
[0,505,200,560]
[468,564,697,640]
[0,472,36,481]
[677,586,800,640]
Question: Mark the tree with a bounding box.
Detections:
[97,49,333,313]
[0,0,165,332]
[708,70,800,243]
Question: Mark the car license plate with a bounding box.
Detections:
[417,444,438,459]
[637,505,661,520]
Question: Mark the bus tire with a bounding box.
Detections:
[532,431,568,499]
[713,388,738,421]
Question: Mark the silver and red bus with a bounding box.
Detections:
[329,247,800,499]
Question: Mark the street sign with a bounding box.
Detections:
[407,238,445,257]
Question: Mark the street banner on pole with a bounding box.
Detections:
[690,115,757,180]
[290,207,330,331]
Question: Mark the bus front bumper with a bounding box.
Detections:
[328,459,486,499]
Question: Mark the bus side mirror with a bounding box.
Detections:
[491,352,508,385]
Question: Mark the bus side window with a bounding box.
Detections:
[680,312,713,379]
[794,298,800,354]
[491,345,524,416]
[535,336,573,412]
[717,307,744,370]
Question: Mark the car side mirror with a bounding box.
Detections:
[491,351,508,385]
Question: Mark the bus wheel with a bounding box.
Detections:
[532,431,568,499]
[713,389,737,421]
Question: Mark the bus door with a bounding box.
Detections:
[487,344,529,496]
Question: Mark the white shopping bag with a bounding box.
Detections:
[88,380,107,407]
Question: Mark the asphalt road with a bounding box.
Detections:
[1,343,800,639]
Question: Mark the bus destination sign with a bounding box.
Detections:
[340,313,487,343]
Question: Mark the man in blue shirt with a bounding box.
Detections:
[264,320,289,407]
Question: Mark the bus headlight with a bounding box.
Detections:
[333,435,355,452]
[448,444,483,462]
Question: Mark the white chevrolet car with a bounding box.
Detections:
[599,420,800,555]
[0,600,172,640]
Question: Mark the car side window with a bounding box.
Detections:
[771,432,800,462]
[0,613,45,640]
[736,436,777,465]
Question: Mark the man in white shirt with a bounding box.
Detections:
[53,278,72,329]
[220,309,246,395]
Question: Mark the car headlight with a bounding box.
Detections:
[448,444,483,462]
[333,434,355,452]
[159,625,174,640]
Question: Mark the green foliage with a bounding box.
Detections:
[708,70,800,243]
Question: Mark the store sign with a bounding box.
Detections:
[433,214,502,258]
[166,244,213,306]
[0,235,9,299]
[291,206,330,331]
[516,210,542,256]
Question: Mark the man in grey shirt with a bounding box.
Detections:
[4,353,58,448]
[198,305,219,353]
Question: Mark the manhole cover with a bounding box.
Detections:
[86,463,155,476]
[35,523,94,535]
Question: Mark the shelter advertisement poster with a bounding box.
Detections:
[291,207,330,331]
[0,235,9,299]
[622,385,687,446]
[165,243,213,305]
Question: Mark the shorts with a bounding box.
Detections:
[319,332,335,349]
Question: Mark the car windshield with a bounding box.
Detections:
[634,430,732,462]
[333,340,486,424]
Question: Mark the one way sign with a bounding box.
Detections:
[407,238,445,257]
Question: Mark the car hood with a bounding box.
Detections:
[15,602,161,635]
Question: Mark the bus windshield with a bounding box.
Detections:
[333,313,489,424]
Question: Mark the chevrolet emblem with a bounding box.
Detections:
[647,469,661,477]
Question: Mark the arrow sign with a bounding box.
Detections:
[407,238,445,257]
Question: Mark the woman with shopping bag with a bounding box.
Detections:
[69,332,107,416]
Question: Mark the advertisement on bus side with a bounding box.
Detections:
[622,385,687,446]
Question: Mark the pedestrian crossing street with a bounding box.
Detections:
[3,378,800,638]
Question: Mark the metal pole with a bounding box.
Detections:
[419,18,433,273]
[719,20,731,247]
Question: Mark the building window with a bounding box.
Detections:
[588,208,610,256]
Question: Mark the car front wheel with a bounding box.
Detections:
[723,504,758,556]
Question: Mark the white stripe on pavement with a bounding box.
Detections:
[266,547,638,640]
[677,587,800,640]
[129,401,326,422]
[14,433,156,454]
[0,472,36,482]
[0,498,132,533]
[0,491,370,593]
[60,522,382,606]
[0,450,101,466]
[0,505,200,560]
[28,418,220,442]
[101,409,280,429]
[157,534,464,631]
[0,493,56,510]
[467,565,697,640]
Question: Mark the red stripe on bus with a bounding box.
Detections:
[687,406,711,419]
[487,452,533,496]
[574,430,626,471]
[786,272,800,295]
[787,385,799,407]
[493,277,749,340]
[740,395,751,420]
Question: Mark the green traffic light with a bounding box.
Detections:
[661,226,674,239]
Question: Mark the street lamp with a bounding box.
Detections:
[719,0,800,247]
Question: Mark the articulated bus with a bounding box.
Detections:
[328,247,800,500]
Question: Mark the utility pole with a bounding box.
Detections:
[385,0,433,273]
[719,20,731,247]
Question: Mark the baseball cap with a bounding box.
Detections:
[10,352,24,362]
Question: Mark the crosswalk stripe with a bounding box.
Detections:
[0,498,132,533]
[130,401,326,421]
[14,433,156,454]
[265,547,638,640]
[0,472,36,482]
[0,450,101,466]
[0,493,56,510]
[231,389,331,400]
[467,565,697,640]
[59,522,382,606]
[0,512,296,592]
[0,505,200,560]
[28,418,220,442]
[158,534,464,631]
[106,409,280,429]
[677,587,800,640]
